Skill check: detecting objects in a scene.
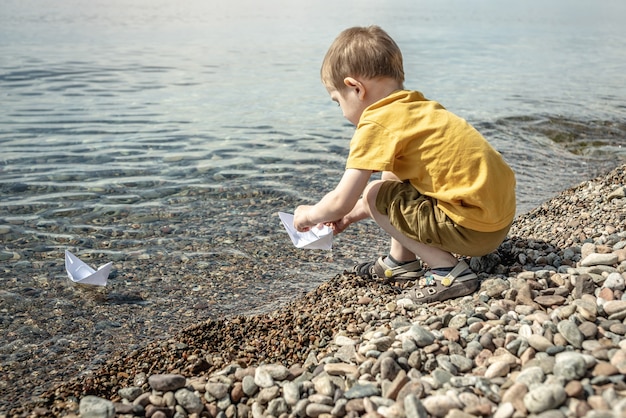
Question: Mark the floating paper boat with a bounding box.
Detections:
[278,212,333,250]
[64,250,112,286]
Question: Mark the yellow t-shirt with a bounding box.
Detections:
[346,90,516,232]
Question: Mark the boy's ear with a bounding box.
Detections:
[344,77,366,100]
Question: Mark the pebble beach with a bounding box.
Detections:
[4,163,626,417]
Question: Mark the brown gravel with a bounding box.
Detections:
[4,163,626,417]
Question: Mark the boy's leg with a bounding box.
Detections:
[362,179,481,302]
[388,237,415,263]
[378,172,431,265]
[362,180,458,269]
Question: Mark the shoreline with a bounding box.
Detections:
[6,163,626,417]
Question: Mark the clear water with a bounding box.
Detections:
[2,0,626,288]
[1,0,626,333]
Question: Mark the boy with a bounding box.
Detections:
[294,26,516,303]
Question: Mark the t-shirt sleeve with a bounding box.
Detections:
[345,121,397,172]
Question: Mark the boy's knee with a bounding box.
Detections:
[362,180,384,212]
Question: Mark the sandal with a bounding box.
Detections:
[396,260,478,303]
[353,256,425,283]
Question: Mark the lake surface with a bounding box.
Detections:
[0,0,625,407]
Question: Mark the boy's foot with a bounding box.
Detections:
[396,260,478,303]
[353,256,424,282]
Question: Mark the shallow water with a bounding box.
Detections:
[1,0,626,409]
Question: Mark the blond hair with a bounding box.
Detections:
[321,26,405,91]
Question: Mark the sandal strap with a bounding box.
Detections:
[376,257,424,280]
[429,260,475,287]
[354,256,426,282]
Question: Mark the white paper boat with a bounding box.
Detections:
[64,250,112,286]
[278,212,333,250]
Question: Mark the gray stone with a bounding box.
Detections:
[436,356,458,375]
[402,337,418,353]
[516,366,545,387]
[407,324,436,347]
[79,396,115,418]
[603,272,625,290]
[242,375,258,396]
[481,277,510,298]
[118,386,143,402]
[254,364,290,388]
[266,397,289,416]
[344,383,380,399]
[554,351,587,380]
[148,374,186,392]
[557,320,584,348]
[449,354,473,373]
[523,384,567,414]
[257,363,290,380]
[174,388,204,414]
[448,313,467,328]
[205,382,229,399]
[580,253,618,267]
[283,381,300,405]
[528,355,556,376]
[431,368,453,388]
[404,393,428,418]
[449,376,478,388]
[254,368,274,388]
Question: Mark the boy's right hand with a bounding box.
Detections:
[294,205,314,232]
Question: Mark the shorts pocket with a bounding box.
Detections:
[415,198,442,247]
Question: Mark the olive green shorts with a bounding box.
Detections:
[375,181,511,257]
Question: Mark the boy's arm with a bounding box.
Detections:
[332,170,399,233]
[294,168,372,231]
